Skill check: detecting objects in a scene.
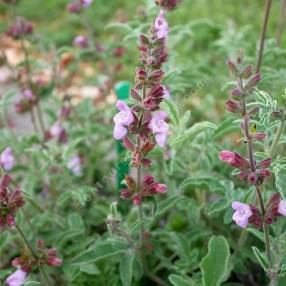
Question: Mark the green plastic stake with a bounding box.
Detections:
[115,81,131,190]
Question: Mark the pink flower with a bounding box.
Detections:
[46,249,63,266]
[149,111,169,148]
[113,101,134,140]
[50,121,64,137]
[22,89,34,100]
[133,195,142,206]
[219,150,249,170]
[6,269,27,286]
[154,10,168,39]
[259,157,271,168]
[67,2,81,13]
[0,147,15,171]
[80,0,93,7]
[67,156,81,175]
[155,0,182,11]
[73,36,88,48]
[277,200,286,216]
[232,201,253,228]
[120,189,132,199]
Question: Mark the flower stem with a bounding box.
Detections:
[136,126,148,274]
[276,0,286,47]
[256,0,273,73]
[39,265,52,286]
[239,77,274,281]
[15,223,36,257]
[20,38,46,135]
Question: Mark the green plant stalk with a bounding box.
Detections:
[276,0,286,46]
[256,0,273,73]
[15,223,36,257]
[39,265,52,286]
[240,88,275,284]
[269,116,285,157]
[20,38,46,135]
[136,115,148,274]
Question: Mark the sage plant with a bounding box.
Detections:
[0,174,62,286]
[112,6,175,280]
[220,51,286,285]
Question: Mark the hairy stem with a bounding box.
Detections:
[256,0,273,73]
[15,223,36,257]
[40,265,52,286]
[239,76,274,282]
[21,38,46,135]
[136,125,148,274]
[276,0,286,46]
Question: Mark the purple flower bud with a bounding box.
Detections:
[133,195,142,206]
[73,36,89,48]
[230,88,242,97]
[245,73,261,90]
[219,150,249,170]
[241,65,253,79]
[232,201,253,228]
[226,59,239,76]
[155,0,182,11]
[130,89,141,101]
[136,68,147,80]
[248,172,258,185]
[254,132,267,141]
[225,99,241,113]
[149,69,164,82]
[259,157,271,168]
[120,189,131,199]
[67,2,81,13]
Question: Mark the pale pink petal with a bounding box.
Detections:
[6,269,27,286]
[278,200,286,216]
[155,132,167,148]
[154,10,169,39]
[113,124,127,140]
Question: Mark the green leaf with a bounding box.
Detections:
[79,264,100,275]
[24,282,41,286]
[72,240,127,265]
[169,274,192,286]
[247,228,264,242]
[180,177,225,194]
[200,236,230,286]
[0,232,9,250]
[161,99,180,126]
[155,195,185,217]
[251,247,269,271]
[170,121,217,148]
[120,250,135,286]
[275,169,286,193]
